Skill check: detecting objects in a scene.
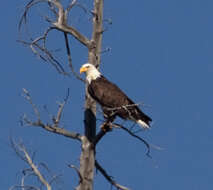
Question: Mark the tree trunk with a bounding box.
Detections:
[76,0,103,190]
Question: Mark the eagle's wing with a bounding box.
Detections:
[88,76,129,108]
[88,76,152,126]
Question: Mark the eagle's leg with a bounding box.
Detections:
[100,122,111,132]
[101,114,116,132]
[101,121,114,132]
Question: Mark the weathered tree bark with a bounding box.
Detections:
[76,0,103,190]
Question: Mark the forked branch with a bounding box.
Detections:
[19,0,91,47]
[19,0,93,80]
[18,37,68,75]
[21,88,81,142]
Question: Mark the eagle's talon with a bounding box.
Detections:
[101,123,113,132]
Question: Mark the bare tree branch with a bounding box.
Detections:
[63,32,85,82]
[22,88,82,142]
[75,3,90,14]
[48,174,63,185]
[100,47,111,54]
[18,0,48,31]
[19,0,91,48]
[65,0,77,18]
[93,122,112,146]
[18,39,68,75]
[23,116,81,141]
[18,0,93,78]
[22,88,41,120]
[23,148,52,190]
[55,24,91,47]
[104,102,148,112]
[21,173,36,190]
[95,160,129,190]
[52,88,70,126]
[49,0,91,47]
[48,1,58,17]
[67,164,83,184]
[9,185,40,190]
[111,123,151,158]
[10,138,28,163]
[10,140,52,190]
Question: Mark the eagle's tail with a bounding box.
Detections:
[137,119,150,129]
[136,113,152,129]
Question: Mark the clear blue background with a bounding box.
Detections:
[1,0,212,189]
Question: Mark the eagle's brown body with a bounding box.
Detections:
[88,76,152,126]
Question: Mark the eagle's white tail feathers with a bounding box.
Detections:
[137,120,150,129]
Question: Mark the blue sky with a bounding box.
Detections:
[1,0,213,189]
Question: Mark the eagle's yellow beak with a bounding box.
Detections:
[80,66,88,74]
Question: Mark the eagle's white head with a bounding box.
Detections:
[80,63,101,83]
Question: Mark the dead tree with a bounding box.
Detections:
[12,1,154,190]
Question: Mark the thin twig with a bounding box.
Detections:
[53,88,70,126]
[75,3,89,14]
[100,47,111,54]
[111,123,151,158]
[18,0,48,31]
[67,164,83,184]
[48,174,63,185]
[22,88,40,121]
[104,102,147,111]
[95,160,129,190]
[63,32,85,82]
[9,185,40,190]
[10,138,28,163]
[42,27,57,49]
[65,0,77,18]
[18,40,68,75]
[48,1,58,17]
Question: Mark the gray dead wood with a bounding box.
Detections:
[76,0,103,190]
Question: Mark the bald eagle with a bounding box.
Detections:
[80,63,152,129]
